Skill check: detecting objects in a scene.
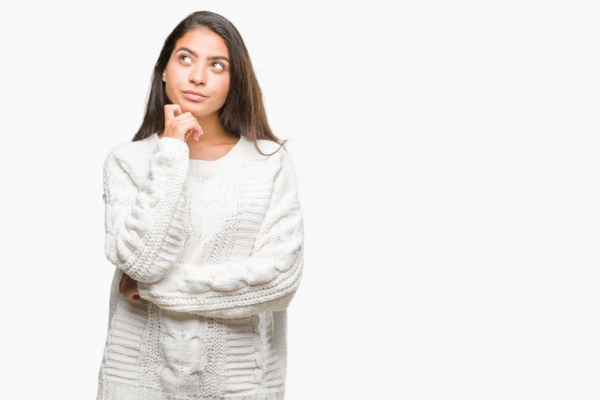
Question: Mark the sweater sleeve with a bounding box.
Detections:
[103,137,190,283]
[136,151,304,318]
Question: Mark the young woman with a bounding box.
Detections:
[97,11,303,400]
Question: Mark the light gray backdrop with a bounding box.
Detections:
[0,1,598,399]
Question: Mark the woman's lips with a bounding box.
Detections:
[182,90,207,101]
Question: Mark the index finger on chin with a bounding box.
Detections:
[164,104,182,120]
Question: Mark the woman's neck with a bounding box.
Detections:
[185,115,239,160]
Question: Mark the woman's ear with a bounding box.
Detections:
[162,70,166,82]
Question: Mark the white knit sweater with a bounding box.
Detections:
[97,134,303,400]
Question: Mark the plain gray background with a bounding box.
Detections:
[1,1,599,399]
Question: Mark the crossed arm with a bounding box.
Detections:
[105,138,303,318]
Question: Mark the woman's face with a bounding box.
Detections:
[163,28,230,120]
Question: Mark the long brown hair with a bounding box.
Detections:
[132,11,284,154]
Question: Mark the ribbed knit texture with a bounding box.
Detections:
[97,135,303,400]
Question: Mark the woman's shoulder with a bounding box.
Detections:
[251,139,292,162]
[244,139,299,182]
[106,134,159,162]
[103,135,160,181]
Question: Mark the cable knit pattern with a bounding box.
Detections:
[103,137,190,283]
[97,134,303,400]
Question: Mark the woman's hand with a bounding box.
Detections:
[162,104,203,142]
[119,273,141,303]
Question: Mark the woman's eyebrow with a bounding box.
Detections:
[175,46,198,56]
[208,55,230,63]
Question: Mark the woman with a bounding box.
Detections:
[97,10,303,400]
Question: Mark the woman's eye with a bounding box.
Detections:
[179,55,192,65]
[212,62,225,71]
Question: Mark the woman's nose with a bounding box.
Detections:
[189,66,206,85]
